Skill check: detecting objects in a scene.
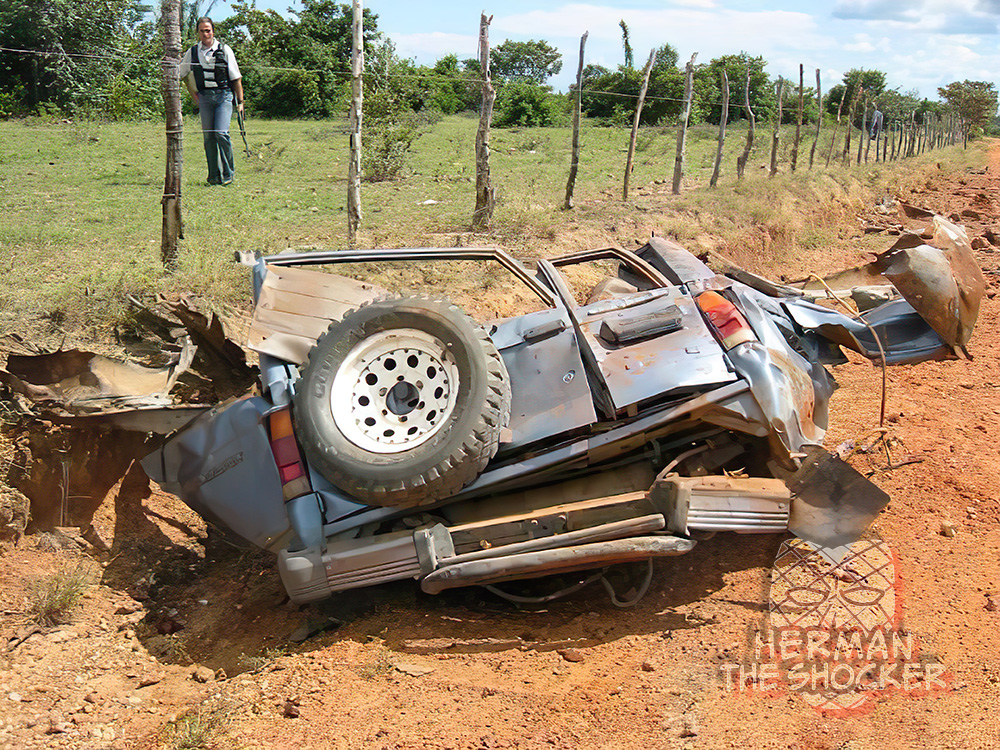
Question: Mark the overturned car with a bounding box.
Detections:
[142,214,984,605]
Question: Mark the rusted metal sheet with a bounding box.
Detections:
[419,536,695,594]
[247,265,387,364]
[872,215,984,351]
[576,288,737,413]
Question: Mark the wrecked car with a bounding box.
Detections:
[142,212,984,606]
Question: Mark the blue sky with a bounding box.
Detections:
[212,0,1000,98]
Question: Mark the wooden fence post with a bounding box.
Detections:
[473,13,496,230]
[791,64,803,172]
[346,0,363,245]
[808,68,821,169]
[842,85,861,165]
[624,48,655,201]
[863,100,872,164]
[672,53,697,195]
[709,69,729,188]
[736,66,755,180]
[769,77,782,178]
[857,98,867,165]
[825,89,845,168]
[564,31,587,209]
[160,0,182,270]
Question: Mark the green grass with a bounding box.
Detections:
[0,113,988,340]
[28,561,95,626]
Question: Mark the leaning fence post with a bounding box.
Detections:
[769,77,782,178]
[842,85,861,165]
[791,64,803,172]
[160,0,183,270]
[856,97,867,165]
[736,66,755,180]
[710,69,729,188]
[564,31,587,210]
[624,48,655,201]
[808,69,821,169]
[825,91,844,167]
[473,13,496,230]
[346,0,364,245]
[672,53,697,195]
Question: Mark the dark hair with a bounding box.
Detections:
[196,17,214,31]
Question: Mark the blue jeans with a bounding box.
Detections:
[198,89,235,184]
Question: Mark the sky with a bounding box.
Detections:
[211,0,1000,99]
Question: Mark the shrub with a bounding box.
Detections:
[29,561,94,626]
[494,82,564,128]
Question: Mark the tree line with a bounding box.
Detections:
[2,0,996,147]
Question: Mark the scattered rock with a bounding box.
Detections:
[972,237,990,250]
[114,601,143,616]
[190,665,215,683]
[961,208,981,220]
[939,521,957,538]
[7,692,21,702]
[394,662,436,677]
[283,699,300,718]
[986,596,997,612]
[680,714,699,737]
[557,648,585,663]
[84,692,99,704]
[640,661,656,672]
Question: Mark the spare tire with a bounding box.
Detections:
[293,297,511,508]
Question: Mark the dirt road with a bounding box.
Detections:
[1,147,998,750]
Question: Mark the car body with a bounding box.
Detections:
[142,221,982,606]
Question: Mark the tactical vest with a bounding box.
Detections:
[189,43,230,92]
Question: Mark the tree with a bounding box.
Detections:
[220,0,380,117]
[699,53,771,124]
[619,20,633,69]
[490,40,562,84]
[494,81,563,127]
[938,80,998,136]
[0,0,159,116]
[826,68,887,116]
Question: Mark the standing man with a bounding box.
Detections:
[178,17,244,185]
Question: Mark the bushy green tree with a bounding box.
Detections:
[220,0,379,117]
[581,43,684,126]
[825,69,887,116]
[0,0,159,117]
[937,80,998,136]
[494,81,564,127]
[698,53,771,124]
[491,39,562,83]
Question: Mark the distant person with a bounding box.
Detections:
[178,17,244,185]
[870,109,884,141]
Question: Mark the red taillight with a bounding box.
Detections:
[697,291,756,350]
[268,408,311,501]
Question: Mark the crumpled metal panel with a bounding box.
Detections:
[872,215,985,351]
[576,287,737,413]
[141,396,292,551]
[728,285,836,452]
[491,307,597,453]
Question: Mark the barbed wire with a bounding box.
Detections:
[0,44,960,123]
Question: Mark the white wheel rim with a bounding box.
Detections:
[331,328,461,454]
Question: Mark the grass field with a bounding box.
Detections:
[0,112,988,342]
